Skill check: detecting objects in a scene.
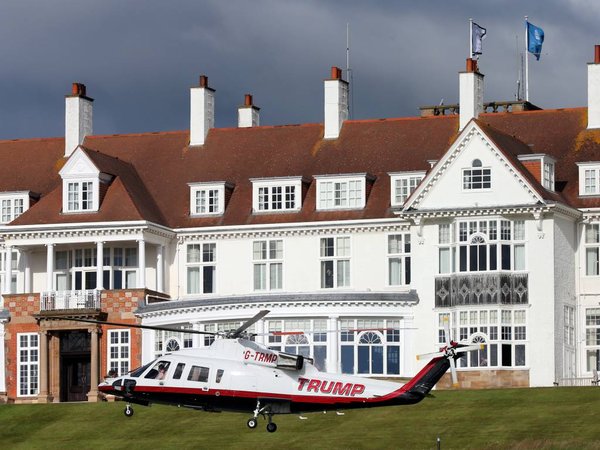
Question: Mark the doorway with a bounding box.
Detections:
[59,330,91,402]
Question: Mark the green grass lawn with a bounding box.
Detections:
[1,388,600,449]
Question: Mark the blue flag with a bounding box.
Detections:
[527,21,544,60]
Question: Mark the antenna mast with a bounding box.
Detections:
[346,23,354,119]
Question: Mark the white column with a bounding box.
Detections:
[46,244,54,291]
[327,315,339,373]
[138,239,146,288]
[156,245,164,293]
[192,321,202,348]
[23,251,31,294]
[96,241,104,290]
[3,246,12,294]
[255,319,266,346]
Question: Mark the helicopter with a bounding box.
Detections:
[53,311,483,433]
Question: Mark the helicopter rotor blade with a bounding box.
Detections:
[229,310,270,338]
[42,316,218,335]
[416,351,445,361]
[449,356,458,386]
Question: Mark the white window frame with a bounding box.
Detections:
[253,239,283,291]
[0,191,29,224]
[62,178,99,213]
[315,174,369,210]
[250,177,303,213]
[577,162,600,196]
[107,329,130,376]
[585,308,600,373]
[387,233,411,286]
[188,182,228,216]
[518,154,555,191]
[388,172,425,206]
[186,243,217,295]
[266,319,328,372]
[462,159,491,191]
[585,223,600,276]
[339,318,402,376]
[438,308,527,369]
[17,333,39,397]
[320,236,351,288]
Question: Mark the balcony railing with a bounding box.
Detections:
[435,272,528,308]
[40,290,101,311]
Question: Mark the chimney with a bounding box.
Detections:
[238,94,260,128]
[324,66,349,139]
[459,58,484,131]
[65,82,93,157]
[588,45,600,129]
[190,75,215,145]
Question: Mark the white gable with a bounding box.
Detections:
[59,146,100,179]
[405,122,544,211]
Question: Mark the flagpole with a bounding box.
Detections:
[525,16,529,102]
[469,18,473,58]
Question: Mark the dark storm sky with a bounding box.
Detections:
[0,0,596,139]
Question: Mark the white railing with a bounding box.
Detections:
[40,290,101,311]
[556,377,598,387]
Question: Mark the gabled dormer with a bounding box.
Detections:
[518,154,556,192]
[58,146,113,213]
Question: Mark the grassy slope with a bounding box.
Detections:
[1,388,600,449]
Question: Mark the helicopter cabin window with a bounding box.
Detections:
[130,361,153,378]
[216,369,224,383]
[188,366,210,383]
[173,363,186,380]
[145,361,171,379]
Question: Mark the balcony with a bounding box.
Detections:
[40,290,101,311]
[435,272,528,308]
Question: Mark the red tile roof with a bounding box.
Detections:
[0,107,598,229]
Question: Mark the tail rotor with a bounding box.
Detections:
[416,317,485,387]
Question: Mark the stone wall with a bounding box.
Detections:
[436,369,530,389]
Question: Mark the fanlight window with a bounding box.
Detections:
[359,331,383,345]
[165,338,181,352]
[285,334,310,345]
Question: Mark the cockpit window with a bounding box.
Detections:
[130,362,153,378]
[173,363,186,380]
[187,366,209,383]
[145,361,171,379]
[216,369,224,383]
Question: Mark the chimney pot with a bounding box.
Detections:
[199,75,208,88]
[71,82,86,97]
[466,58,478,73]
[595,45,600,65]
[244,94,253,106]
[330,66,342,80]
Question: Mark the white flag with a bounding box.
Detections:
[472,22,487,56]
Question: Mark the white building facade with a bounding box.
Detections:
[3,51,600,402]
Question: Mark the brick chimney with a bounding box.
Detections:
[588,45,600,129]
[65,82,93,157]
[324,66,349,139]
[459,58,484,131]
[238,94,260,128]
[190,75,215,145]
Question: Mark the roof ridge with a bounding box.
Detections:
[0,136,64,144]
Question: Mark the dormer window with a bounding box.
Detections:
[189,182,230,216]
[578,162,600,196]
[251,177,304,213]
[0,192,29,224]
[389,171,425,206]
[518,154,555,192]
[315,174,372,210]
[59,147,110,214]
[67,181,94,211]
[462,159,491,190]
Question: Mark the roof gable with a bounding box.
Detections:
[404,120,545,211]
[58,146,100,178]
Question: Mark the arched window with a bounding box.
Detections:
[358,331,384,374]
[463,160,491,189]
[285,333,310,358]
[165,338,180,353]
